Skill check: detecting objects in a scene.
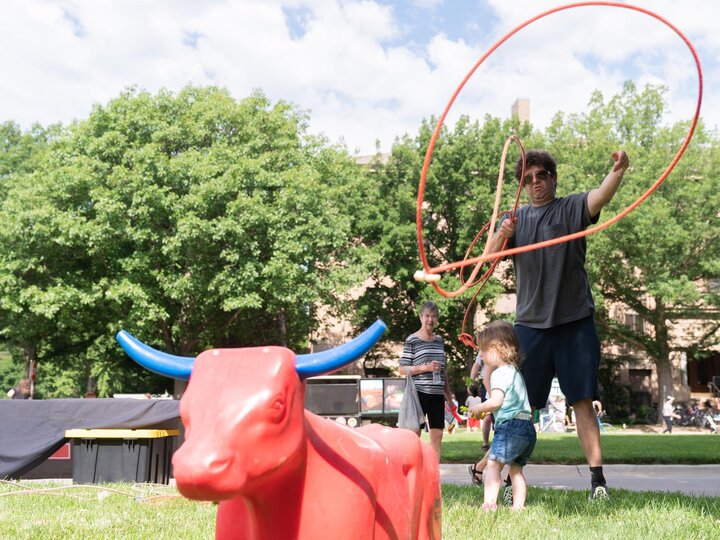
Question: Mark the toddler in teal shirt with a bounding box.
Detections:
[470,320,536,511]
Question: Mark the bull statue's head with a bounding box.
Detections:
[115,321,386,499]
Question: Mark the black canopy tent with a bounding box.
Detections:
[0,398,180,479]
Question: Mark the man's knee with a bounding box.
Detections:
[572,398,593,413]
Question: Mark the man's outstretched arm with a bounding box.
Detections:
[587,151,629,218]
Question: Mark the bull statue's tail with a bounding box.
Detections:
[116,319,387,381]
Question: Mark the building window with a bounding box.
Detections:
[629,369,652,393]
[624,313,645,333]
[629,368,652,408]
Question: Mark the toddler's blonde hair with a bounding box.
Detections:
[476,320,523,368]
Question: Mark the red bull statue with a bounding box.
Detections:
[117,321,441,539]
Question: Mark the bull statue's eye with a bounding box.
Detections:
[269,396,286,423]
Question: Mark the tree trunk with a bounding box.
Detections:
[655,301,673,403]
[278,310,287,348]
[656,361,674,405]
[22,344,36,379]
[86,376,98,396]
[23,344,37,399]
[173,379,188,400]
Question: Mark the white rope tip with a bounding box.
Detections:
[413,270,442,283]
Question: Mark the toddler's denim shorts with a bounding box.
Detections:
[489,418,537,467]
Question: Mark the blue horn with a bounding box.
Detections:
[295,319,387,380]
[116,330,195,381]
[116,319,387,381]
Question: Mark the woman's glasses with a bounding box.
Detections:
[522,170,552,185]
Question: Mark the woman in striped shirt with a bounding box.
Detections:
[399,301,455,459]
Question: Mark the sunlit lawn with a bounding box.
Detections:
[0,482,214,539]
[1,428,717,538]
[437,431,720,464]
[1,481,718,540]
[443,484,720,540]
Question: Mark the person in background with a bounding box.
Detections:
[465,385,483,432]
[6,378,31,399]
[444,393,461,434]
[702,399,718,434]
[399,301,455,460]
[661,395,680,434]
[593,399,605,432]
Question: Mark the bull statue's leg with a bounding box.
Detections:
[356,423,442,539]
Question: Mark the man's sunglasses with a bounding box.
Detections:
[522,170,553,185]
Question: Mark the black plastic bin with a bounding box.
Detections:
[65,429,179,484]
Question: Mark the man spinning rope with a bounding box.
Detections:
[481,148,629,501]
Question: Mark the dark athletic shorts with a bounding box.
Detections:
[515,315,600,408]
[417,391,446,430]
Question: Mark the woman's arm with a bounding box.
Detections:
[401,363,435,376]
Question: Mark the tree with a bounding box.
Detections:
[355,114,535,387]
[542,82,720,404]
[0,121,56,180]
[0,121,56,395]
[0,86,372,396]
[357,81,719,410]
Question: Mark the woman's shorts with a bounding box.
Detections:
[417,391,445,430]
[489,418,536,467]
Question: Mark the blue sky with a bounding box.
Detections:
[0,1,717,155]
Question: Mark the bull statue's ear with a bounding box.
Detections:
[116,330,195,381]
[295,320,387,380]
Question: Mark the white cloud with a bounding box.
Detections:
[0,0,717,155]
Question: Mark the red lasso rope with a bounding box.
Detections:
[416,2,703,347]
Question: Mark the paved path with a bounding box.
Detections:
[440,464,720,496]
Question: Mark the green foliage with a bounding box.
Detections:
[0,349,23,395]
[580,87,719,397]
[598,354,632,418]
[335,81,719,404]
[0,80,718,403]
[355,115,535,386]
[509,82,719,404]
[0,121,56,179]
[0,86,372,396]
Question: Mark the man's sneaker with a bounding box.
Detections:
[589,484,610,501]
[503,484,513,506]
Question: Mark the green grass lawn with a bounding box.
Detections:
[443,484,720,539]
[1,481,718,540]
[438,431,720,464]
[0,482,216,539]
[2,431,717,538]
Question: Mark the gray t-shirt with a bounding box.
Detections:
[508,192,599,328]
